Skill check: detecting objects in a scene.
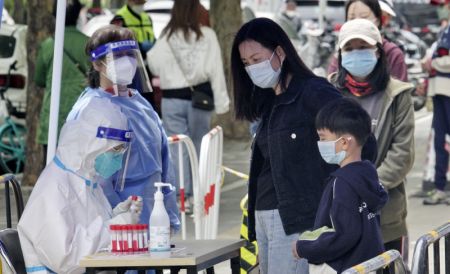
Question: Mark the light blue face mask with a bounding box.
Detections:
[341,48,378,78]
[317,137,347,165]
[94,151,125,179]
[245,51,282,89]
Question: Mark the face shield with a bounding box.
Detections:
[95,126,133,192]
[90,40,152,96]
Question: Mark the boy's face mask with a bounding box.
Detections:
[317,137,347,165]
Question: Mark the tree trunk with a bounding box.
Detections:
[23,0,54,186]
[12,0,27,24]
[210,0,249,140]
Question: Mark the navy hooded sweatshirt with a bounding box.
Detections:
[296,160,388,273]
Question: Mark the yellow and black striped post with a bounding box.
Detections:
[221,166,258,273]
[240,194,258,273]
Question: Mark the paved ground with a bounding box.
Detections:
[1,108,449,273]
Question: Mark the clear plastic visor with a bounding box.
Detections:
[90,40,152,96]
[95,126,133,191]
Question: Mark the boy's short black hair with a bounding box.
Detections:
[316,98,371,146]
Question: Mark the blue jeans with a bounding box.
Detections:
[255,210,309,274]
[161,98,212,196]
[433,95,450,190]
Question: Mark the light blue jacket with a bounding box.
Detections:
[67,87,180,231]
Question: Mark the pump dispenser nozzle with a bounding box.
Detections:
[154,183,174,201]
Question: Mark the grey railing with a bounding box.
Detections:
[342,250,407,274]
[411,222,450,274]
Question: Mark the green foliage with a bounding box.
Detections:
[4,0,16,12]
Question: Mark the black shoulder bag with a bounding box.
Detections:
[167,42,214,111]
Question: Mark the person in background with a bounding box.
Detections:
[77,25,180,231]
[147,0,230,212]
[18,98,142,274]
[327,0,408,82]
[35,0,88,162]
[231,17,341,274]
[436,0,450,28]
[277,0,302,33]
[378,0,396,28]
[112,0,155,56]
[423,26,450,205]
[330,18,414,262]
[293,98,387,273]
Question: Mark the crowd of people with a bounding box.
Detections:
[13,0,450,273]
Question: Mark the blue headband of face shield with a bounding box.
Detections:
[90,40,138,61]
[96,126,132,142]
[95,126,133,184]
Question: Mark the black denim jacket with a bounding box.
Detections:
[247,76,341,241]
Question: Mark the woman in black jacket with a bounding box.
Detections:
[231,18,342,274]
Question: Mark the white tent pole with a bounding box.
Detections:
[46,0,67,164]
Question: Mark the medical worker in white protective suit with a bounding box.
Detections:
[18,98,143,274]
[75,25,180,231]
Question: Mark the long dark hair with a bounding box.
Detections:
[345,0,382,29]
[85,25,135,88]
[231,18,315,122]
[53,0,82,26]
[162,0,203,41]
[335,43,390,92]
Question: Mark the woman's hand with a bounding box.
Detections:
[291,240,301,259]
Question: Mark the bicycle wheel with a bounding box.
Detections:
[0,123,26,174]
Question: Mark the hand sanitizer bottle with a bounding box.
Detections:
[149,182,172,253]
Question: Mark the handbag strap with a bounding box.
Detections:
[166,40,195,92]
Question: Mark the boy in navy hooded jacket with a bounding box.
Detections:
[292,98,388,273]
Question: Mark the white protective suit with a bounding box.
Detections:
[18,97,131,274]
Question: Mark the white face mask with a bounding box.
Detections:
[245,51,282,89]
[130,4,144,14]
[104,56,138,86]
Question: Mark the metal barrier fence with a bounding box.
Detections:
[411,221,450,274]
[167,134,199,240]
[198,126,223,239]
[342,250,408,274]
[168,127,224,240]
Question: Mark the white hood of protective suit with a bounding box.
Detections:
[18,97,130,274]
[57,97,129,180]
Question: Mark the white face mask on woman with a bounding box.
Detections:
[245,51,282,89]
[104,56,138,86]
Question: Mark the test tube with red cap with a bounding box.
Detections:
[144,224,149,252]
[110,225,118,253]
[121,225,129,253]
[127,225,133,253]
[132,224,139,253]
